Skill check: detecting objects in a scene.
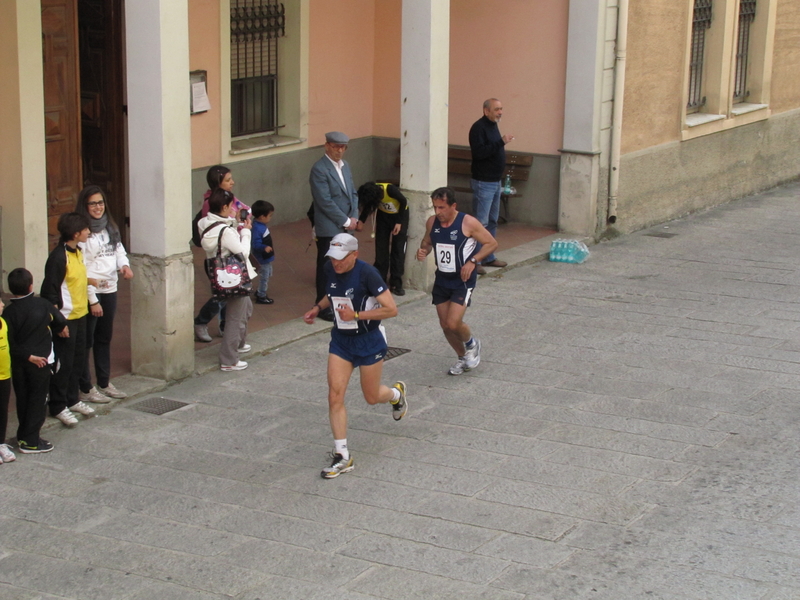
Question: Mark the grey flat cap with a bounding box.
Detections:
[325,131,349,144]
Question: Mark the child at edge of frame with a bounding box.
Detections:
[2,267,68,456]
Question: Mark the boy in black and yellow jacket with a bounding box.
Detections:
[40,212,98,426]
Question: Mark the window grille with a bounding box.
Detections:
[687,0,713,111]
[733,0,757,102]
[230,0,285,137]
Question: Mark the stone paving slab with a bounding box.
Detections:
[4,183,800,598]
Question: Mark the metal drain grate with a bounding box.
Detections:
[129,397,189,415]
[385,347,411,361]
[644,232,678,238]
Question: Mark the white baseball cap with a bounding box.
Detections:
[326,233,358,260]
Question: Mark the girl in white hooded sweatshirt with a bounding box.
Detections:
[75,185,133,402]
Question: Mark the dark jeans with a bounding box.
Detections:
[195,296,227,328]
[49,315,87,415]
[374,218,407,290]
[81,292,116,391]
[315,236,333,303]
[11,363,50,445]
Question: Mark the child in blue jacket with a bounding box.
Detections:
[251,201,276,304]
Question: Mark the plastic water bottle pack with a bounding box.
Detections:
[549,239,590,264]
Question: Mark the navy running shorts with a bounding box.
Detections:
[432,282,474,307]
[329,327,388,367]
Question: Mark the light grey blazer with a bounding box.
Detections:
[309,155,359,239]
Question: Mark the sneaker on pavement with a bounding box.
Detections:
[18,439,54,454]
[54,408,78,426]
[0,443,16,462]
[221,360,248,372]
[448,356,469,376]
[321,452,354,479]
[238,343,252,353]
[464,338,482,370]
[80,387,110,404]
[390,381,408,421]
[194,324,212,342]
[99,382,127,399]
[71,401,96,416]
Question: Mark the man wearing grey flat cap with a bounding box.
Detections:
[309,131,360,321]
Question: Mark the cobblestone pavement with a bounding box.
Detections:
[2,183,800,599]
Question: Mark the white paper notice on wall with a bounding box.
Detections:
[191,81,211,114]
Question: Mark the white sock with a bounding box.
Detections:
[390,387,401,403]
[334,439,348,460]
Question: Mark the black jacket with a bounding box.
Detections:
[3,293,68,364]
[469,115,506,182]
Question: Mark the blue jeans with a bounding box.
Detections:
[257,261,273,297]
[470,179,501,263]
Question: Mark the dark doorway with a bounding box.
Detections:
[42,0,83,247]
[78,0,127,246]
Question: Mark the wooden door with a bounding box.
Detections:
[42,0,82,248]
[79,0,127,246]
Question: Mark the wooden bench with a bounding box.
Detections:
[446,147,532,223]
[392,145,533,222]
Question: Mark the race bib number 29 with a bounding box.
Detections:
[436,243,456,273]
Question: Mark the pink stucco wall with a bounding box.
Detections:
[308,0,376,145]
[189,1,568,160]
[308,0,567,152]
[188,0,222,169]
[449,0,568,155]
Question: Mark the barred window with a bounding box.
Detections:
[733,0,757,102]
[230,0,286,137]
[687,0,712,112]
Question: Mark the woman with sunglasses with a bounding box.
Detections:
[74,185,134,402]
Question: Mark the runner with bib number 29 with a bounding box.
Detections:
[416,187,498,376]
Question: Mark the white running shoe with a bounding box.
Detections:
[221,360,248,372]
[71,401,96,416]
[54,408,79,426]
[99,383,127,399]
[448,357,469,376]
[0,444,16,463]
[464,338,482,370]
[80,387,110,404]
[238,344,252,353]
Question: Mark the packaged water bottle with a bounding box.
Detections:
[503,174,512,195]
[549,239,560,262]
[554,239,565,262]
[566,240,577,263]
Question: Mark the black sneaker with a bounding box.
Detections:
[18,439,54,454]
[392,287,406,296]
[390,381,408,421]
[255,295,274,305]
[321,452,354,479]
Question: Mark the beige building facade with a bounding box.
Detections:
[1,0,798,380]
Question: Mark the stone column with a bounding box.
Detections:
[559,0,607,237]
[0,1,49,281]
[400,0,450,292]
[125,0,194,380]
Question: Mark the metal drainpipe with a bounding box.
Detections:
[608,0,629,224]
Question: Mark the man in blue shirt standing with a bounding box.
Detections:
[469,98,514,273]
